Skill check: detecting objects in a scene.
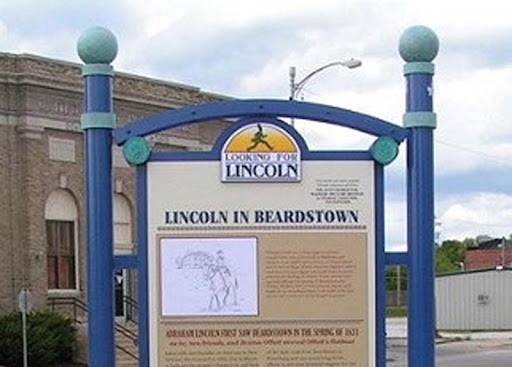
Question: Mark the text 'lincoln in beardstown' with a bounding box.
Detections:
[164,209,360,225]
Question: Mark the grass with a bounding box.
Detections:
[386,306,407,318]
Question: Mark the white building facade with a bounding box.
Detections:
[436,269,512,330]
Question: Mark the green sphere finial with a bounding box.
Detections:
[77,26,118,64]
[399,25,439,62]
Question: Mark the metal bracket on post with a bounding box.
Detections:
[123,136,152,165]
[399,24,439,367]
[369,136,400,165]
[77,26,118,367]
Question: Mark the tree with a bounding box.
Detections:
[462,237,477,249]
[385,265,407,291]
[435,246,458,273]
[435,239,470,274]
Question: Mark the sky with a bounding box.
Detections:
[1,0,512,250]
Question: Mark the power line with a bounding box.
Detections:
[296,115,512,165]
[436,139,512,164]
[441,217,512,228]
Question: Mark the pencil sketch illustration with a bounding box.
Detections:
[160,237,258,317]
[175,249,239,312]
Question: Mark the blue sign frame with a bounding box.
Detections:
[79,25,437,367]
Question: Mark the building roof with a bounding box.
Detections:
[436,267,512,278]
[467,238,511,250]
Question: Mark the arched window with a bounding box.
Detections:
[45,189,78,290]
[114,194,133,254]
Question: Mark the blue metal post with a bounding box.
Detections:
[399,25,439,367]
[374,164,386,367]
[137,165,149,367]
[77,27,118,367]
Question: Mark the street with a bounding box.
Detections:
[386,318,512,366]
[387,339,512,367]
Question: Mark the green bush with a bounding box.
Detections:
[0,310,76,366]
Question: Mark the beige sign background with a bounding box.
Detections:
[147,160,375,366]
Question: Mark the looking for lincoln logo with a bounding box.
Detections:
[221,122,301,183]
[247,124,274,152]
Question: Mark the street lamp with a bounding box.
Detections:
[288,58,362,126]
[289,58,362,101]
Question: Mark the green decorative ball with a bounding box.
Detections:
[77,26,118,64]
[122,137,151,166]
[370,136,399,165]
[399,25,439,62]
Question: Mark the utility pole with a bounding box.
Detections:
[502,237,506,268]
[396,265,401,307]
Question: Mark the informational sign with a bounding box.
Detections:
[147,121,375,366]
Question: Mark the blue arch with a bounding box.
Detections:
[112,99,408,145]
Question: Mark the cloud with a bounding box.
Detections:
[438,192,512,241]
[385,199,407,252]
[0,0,131,61]
[385,190,512,250]
[2,0,512,244]
[296,121,374,151]
[119,1,388,94]
[135,21,306,91]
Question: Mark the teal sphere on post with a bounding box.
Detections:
[370,136,399,165]
[77,26,118,64]
[399,25,439,62]
[123,136,151,165]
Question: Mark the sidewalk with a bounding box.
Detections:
[386,317,512,341]
[386,317,407,339]
[438,330,512,341]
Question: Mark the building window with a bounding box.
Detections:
[45,189,79,291]
[114,194,134,320]
[47,220,76,289]
[114,194,133,255]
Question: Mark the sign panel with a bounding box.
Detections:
[18,289,33,313]
[147,122,375,366]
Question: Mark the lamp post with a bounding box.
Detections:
[288,58,361,125]
[289,58,362,100]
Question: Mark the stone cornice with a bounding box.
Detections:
[0,53,229,108]
[0,53,231,145]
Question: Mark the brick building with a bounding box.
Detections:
[465,238,512,271]
[0,53,229,318]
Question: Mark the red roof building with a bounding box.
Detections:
[465,238,512,271]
